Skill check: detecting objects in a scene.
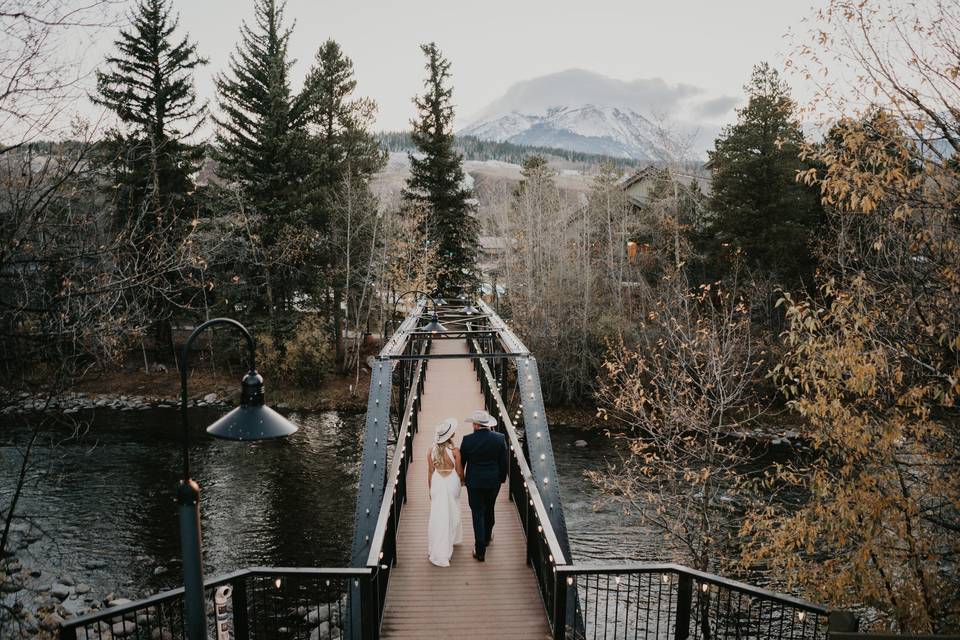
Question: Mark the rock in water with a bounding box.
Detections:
[574,439,588,447]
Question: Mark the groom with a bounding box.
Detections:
[459,409,508,562]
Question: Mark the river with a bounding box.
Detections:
[1,407,647,602]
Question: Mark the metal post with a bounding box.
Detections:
[178,480,207,640]
[674,573,693,640]
[361,574,380,640]
[828,611,859,634]
[230,576,249,640]
[553,573,568,640]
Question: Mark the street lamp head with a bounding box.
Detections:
[460,303,480,315]
[206,371,299,441]
[422,313,447,334]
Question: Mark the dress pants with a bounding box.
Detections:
[466,485,499,556]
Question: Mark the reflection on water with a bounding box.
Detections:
[1,409,651,598]
[0,408,363,597]
[551,427,664,562]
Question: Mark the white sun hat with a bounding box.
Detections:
[465,409,497,428]
[434,418,457,444]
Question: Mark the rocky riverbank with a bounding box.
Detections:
[1,522,117,639]
[0,391,232,417]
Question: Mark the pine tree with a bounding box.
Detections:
[214,0,317,312]
[304,39,385,369]
[93,0,207,226]
[403,42,478,297]
[93,0,206,361]
[702,62,823,287]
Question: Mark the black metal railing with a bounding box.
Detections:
[364,340,428,626]
[60,567,375,640]
[556,564,836,640]
[469,337,570,632]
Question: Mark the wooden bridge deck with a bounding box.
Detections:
[379,339,551,639]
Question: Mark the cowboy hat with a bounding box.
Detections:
[465,409,497,428]
[434,418,457,444]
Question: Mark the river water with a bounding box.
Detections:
[0,408,647,601]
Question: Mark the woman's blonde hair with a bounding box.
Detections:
[432,440,455,469]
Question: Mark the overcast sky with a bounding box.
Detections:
[85,0,823,134]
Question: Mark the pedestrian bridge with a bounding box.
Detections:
[61,300,856,640]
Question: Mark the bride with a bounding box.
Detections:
[427,419,464,567]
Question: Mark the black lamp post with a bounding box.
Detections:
[391,290,446,335]
[177,318,298,640]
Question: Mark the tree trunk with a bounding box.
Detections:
[333,287,345,372]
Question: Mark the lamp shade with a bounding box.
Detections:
[206,372,298,441]
[422,313,447,333]
[460,304,480,315]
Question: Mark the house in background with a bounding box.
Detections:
[619,166,712,211]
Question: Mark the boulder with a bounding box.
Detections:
[574,439,588,447]
[40,612,64,632]
[305,604,330,625]
[75,583,91,595]
[202,393,219,404]
[50,583,72,600]
[310,621,331,640]
[112,619,137,637]
[108,597,134,607]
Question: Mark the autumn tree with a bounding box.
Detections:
[743,1,960,632]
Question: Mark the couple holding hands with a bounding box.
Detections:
[426,409,507,566]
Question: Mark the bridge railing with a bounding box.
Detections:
[59,567,375,640]
[364,339,429,627]
[469,337,570,632]
[556,563,834,640]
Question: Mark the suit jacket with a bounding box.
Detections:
[460,428,508,490]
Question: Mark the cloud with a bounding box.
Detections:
[693,95,740,119]
[468,68,736,125]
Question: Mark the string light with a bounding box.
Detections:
[566,577,574,586]
[274,578,282,589]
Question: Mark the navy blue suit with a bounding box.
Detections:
[460,427,508,558]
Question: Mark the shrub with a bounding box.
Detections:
[255,316,333,388]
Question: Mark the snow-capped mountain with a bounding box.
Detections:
[461,104,669,161]
[459,69,734,161]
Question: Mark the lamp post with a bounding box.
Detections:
[390,290,446,335]
[178,318,298,640]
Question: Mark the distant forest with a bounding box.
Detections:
[377,131,649,169]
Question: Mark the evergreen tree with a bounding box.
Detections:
[403,42,478,296]
[214,0,315,312]
[93,0,206,360]
[93,0,207,226]
[702,62,823,287]
[304,39,385,369]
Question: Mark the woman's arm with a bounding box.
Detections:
[453,448,464,483]
[426,450,434,491]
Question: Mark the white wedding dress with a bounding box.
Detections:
[427,446,463,567]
